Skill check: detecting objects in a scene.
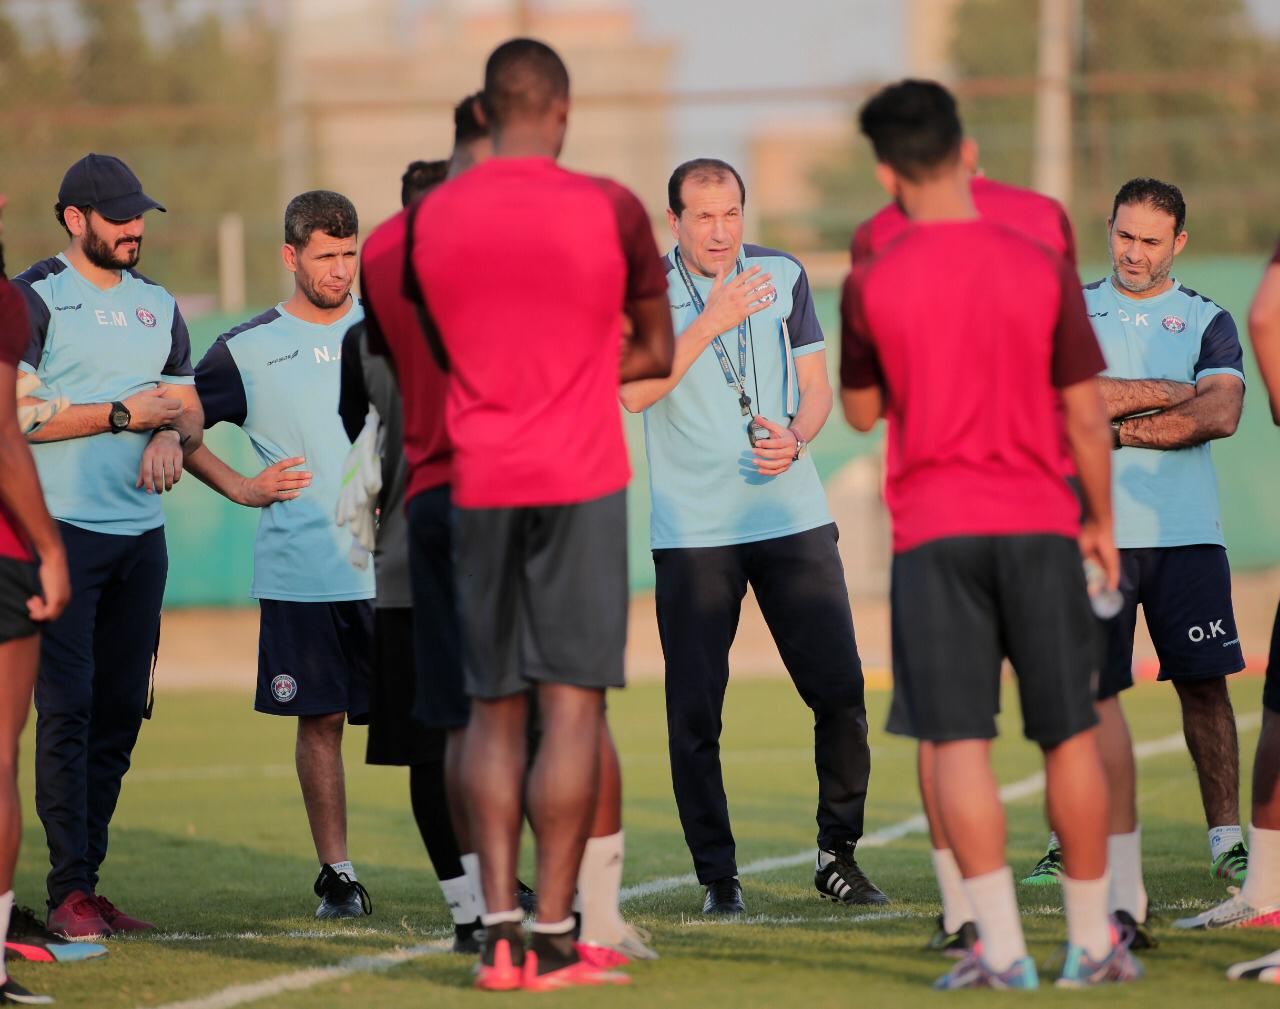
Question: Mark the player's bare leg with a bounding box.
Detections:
[1175,677,1246,881]
[0,635,38,894]
[463,694,529,916]
[918,740,976,952]
[297,713,368,918]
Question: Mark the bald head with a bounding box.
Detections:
[483,38,569,127]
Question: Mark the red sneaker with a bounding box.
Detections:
[576,942,630,968]
[91,894,155,932]
[520,951,630,991]
[46,890,112,939]
[475,923,524,992]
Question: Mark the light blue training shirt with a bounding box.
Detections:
[194,299,374,602]
[1083,277,1245,549]
[15,254,194,536]
[644,244,831,550]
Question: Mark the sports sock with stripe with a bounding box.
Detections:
[962,866,1027,972]
[1106,829,1148,921]
[1062,873,1112,961]
[930,847,975,934]
[329,859,356,881]
[1243,824,1280,908]
[439,874,480,926]
[576,831,625,945]
[461,852,488,917]
[1209,824,1243,862]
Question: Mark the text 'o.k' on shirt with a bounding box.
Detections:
[412,157,668,510]
[1085,277,1244,549]
[645,244,831,550]
[0,278,34,561]
[195,299,374,603]
[15,254,194,536]
[841,219,1105,554]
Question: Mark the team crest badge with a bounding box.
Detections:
[271,674,298,703]
[135,307,157,328]
[1162,315,1186,332]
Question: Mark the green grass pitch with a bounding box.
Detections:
[10,675,1278,1006]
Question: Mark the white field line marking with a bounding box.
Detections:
[619,711,1262,904]
[140,713,1260,1009]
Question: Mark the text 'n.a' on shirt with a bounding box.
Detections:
[194,299,374,602]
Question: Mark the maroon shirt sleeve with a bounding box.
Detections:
[849,219,875,266]
[1051,256,1106,388]
[0,278,29,368]
[1271,240,1280,265]
[595,179,668,301]
[839,268,883,390]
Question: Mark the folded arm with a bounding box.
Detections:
[1115,373,1244,449]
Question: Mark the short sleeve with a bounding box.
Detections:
[338,322,369,443]
[839,270,883,390]
[12,279,48,371]
[1193,310,1245,382]
[0,279,29,369]
[162,305,195,383]
[786,264,825,356]
[194,338,248,428]
[1051,258,1107,388]
[597,180,667,301]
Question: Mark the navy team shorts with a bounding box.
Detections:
[1265,597,1280,715]
[256,598,373,721]
[0,556,39,645]
[1098,545,1245,700]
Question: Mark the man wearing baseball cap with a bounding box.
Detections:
[12,153,203,938]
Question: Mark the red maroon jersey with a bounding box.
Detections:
[841,220,1105,553]
[850,176,1077,268]
[411,157,667,509]
[360,205,451,503]
[1271,240,1280,264]
[0,278,34,561]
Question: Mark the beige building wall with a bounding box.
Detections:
[906,0,963,80]
[280,1,674,233]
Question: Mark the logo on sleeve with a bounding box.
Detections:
[1162,316,1186,333]
[135,307,157,328]
[270,674,298,703]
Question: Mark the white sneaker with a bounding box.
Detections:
[1228,949,1280,982]
[613,922,658,961]
[1173,887,1280,930]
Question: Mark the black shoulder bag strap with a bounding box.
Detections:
[402,196,451,373]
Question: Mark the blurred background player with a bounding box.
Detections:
[1173,239,1280,985]
[13,154,202,939]
[1023,179,1249,918]
[411,39,673,990]
[620,157,886,916]
[0,192,84,1004]
[187,191,375,920]
[847,160,1078,955]
[843,80,1136,990]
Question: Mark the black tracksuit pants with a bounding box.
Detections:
[654,522,871,885]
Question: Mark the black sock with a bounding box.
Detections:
[530,929,578,974]
[409,758,464,881]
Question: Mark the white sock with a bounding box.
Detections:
[962,866,1027,972]
[0,890,11,983]
[1046,831,1061,851]
[1209,824,1243,862]
[460,852,488,918]
[576,830,625,945]
[329,859,356,881]
[930,848,975,934]
[1243,824,1280,908]
[1062,873,1113,960]
[531,915,575,934]
[1106,830,1148,921]
[439,874,479,926]
[481,908,523,927]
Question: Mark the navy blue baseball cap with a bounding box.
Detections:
[58,154,166,220]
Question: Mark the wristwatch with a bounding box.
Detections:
[108,401,131,434]
[788,427,808,460]
[1111,419,1123,450]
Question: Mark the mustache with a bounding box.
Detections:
[115,236,141,248]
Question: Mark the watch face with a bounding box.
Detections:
[111,407,129,431]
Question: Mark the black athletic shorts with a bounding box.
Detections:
[0,556,38,645]
[1265,598,1280,715]
[406,486,468,730]
[256,598,373,721]
[453,489,627,700]
[367,607,446,765]
[887,533,1099,746]
[1097,545,1244,700]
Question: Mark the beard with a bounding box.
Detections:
[298,272,351,310]
[1112,252,1173,295]
[81,221,142,271]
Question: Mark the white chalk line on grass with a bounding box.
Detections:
[140,712,1260,1009]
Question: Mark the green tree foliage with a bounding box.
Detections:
[0,1,281,304]
[808,0,1280,259]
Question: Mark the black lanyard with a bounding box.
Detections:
[674,248,753,416]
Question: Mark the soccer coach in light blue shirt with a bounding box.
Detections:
[13,154,203,936]
[620,159,886,916]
